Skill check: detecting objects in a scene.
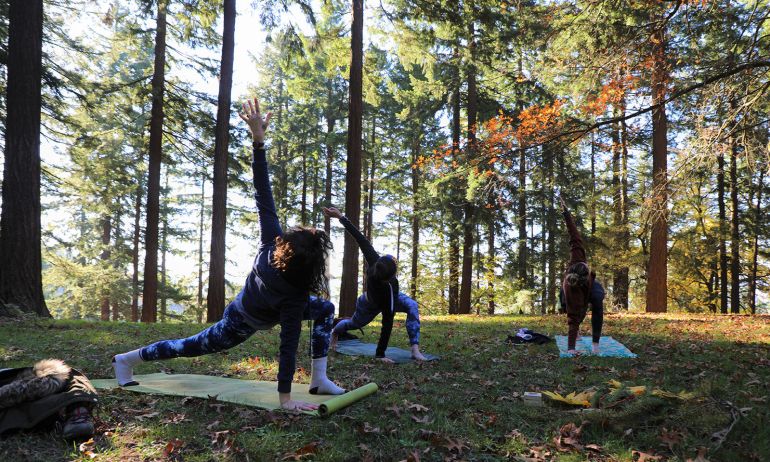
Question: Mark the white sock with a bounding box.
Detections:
[112,349,143,386]
[309,357,345,395]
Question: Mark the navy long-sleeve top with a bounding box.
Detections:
[236,142,306,393]
[338,216,399,357]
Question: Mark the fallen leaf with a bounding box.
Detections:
[659,428,683,450]
[411,414,433,424]
[208,401,226,413]
[78,438,97,459]
[282,441,322,460]
[400,449,421,462]
[408,403,429,412]
[163,438,184,457]
[442,437,468,453]
[211,430,238,453]
[586,443,603,452]
[686,447,710,462]
[385,404,401,417]
[542,390,594,407]
[357,422,381,435]
[132,411,159,421]
[553,421,587,452]
[418,429,443,445]
[632,450,664,461]
[161,413,188,425]
[525,445,551,461]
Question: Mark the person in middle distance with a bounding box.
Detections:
[322,207,427,363]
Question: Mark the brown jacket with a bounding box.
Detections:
[562,209,595,349]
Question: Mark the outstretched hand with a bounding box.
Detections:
[322,207,343,219]
[239,98,272,143]
[280,399,319,411]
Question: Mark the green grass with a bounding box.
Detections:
[1,313,768,461]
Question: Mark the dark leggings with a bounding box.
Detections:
[140,296,335,361]
[560,280,604,343]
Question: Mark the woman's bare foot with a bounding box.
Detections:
[411,344,427,361]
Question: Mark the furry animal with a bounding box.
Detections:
[0,359,71,409]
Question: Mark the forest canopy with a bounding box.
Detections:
[1,0,769,320]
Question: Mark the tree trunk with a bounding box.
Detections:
[206,0,236,322]
[459,19,477,315]
[366,155,375,240]
[749,163,764,314]
[590,131,596,235]
[396,203,403,262]
[338,0,364,318]
[410,137,420,299]
[160,196,168,323]
[131,152,144,322]
[645,24,668,313]
[619,99,630,309]
[447,83,461,314]
[301,141,308,225]
[113,210,122,321]
[0,0,50,317]
[730,131,740,313]
[365,119,376,240]
[197,174,205,324]
[517,146,527,287]
[611,99,629,310]
[141,0,168,323]
[487,217,495,315]
[324,83,335,236]
[312,148,320,228]
[100,216,112,321]
[718,151,728,314]
[544,147,556,314]
[475,221,482,316]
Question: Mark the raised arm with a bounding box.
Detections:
[240,99,281,245]
[559,196,587,264]
[322,207,380,265]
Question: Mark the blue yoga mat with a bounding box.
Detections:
[555,336,637,358]
[335,339,439,363]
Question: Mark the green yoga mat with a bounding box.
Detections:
[91,373,377,417]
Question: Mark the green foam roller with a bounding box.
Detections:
[317,382,378,417]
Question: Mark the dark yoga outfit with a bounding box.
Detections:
[332,216,420,358]
[137,142,332,393]
[559,281,604,343]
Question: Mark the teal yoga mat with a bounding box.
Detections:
[555,336,637,358]
[91,373,377,417]
[335,339,439,363]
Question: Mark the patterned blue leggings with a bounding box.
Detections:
[140,296,335,361]
[334,292,421,345]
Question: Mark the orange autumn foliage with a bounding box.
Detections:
[581,74,638,117]
[515,100,566,145]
